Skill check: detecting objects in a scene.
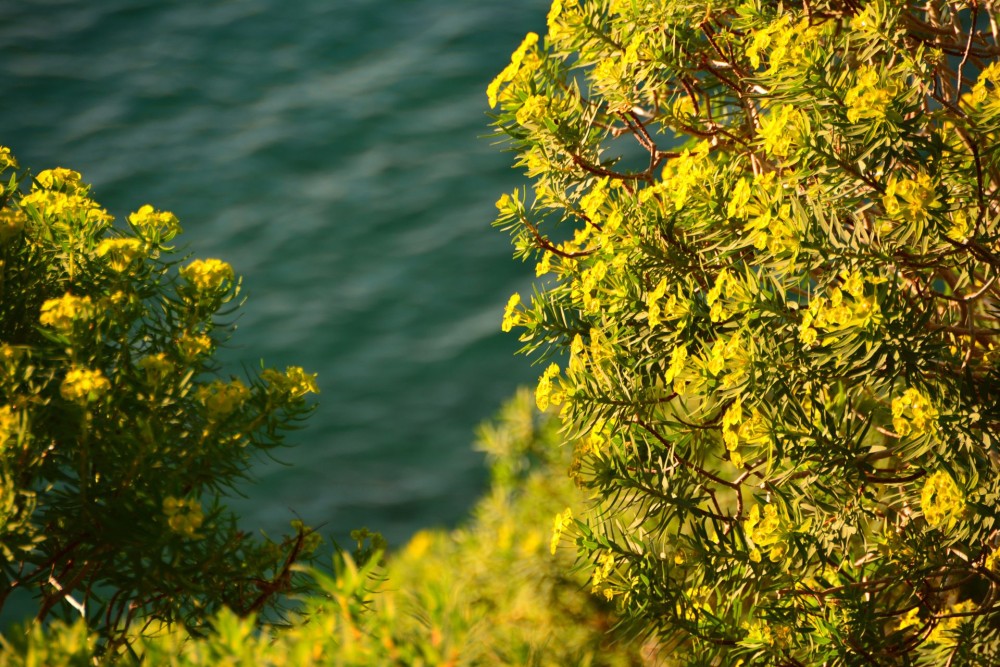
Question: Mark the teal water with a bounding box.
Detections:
[0,1,546,546]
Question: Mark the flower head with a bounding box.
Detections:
[39,293,95,333]
[60,367,111,404]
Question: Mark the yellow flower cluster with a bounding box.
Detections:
[799,274,881,346]
[745,504,786,564]
[163,496,204,538]
[39,293,95,333]
[515,94,550,128]
[898,599,975,645]
[0,208,26,243]
[882,172,939,226]
[60,367,111,404]
[652,142,711,211]
[844,65,901,123]
[584,419,611,457]
[921,470,964,531]
[550,506,573,554]
[757,104,808,158]
[591,550,616,594]
[547,0,579,41]
[180,258,234,293]
[891,387,938,437]
[487,32,539,108]
[262,366,319,398]
[19,190,113,227]
[0,405,17,449]
[96,238,144,273]
[198,379,250,419]
[35,168,85,194]
[177,332,212,361]
[746,15,824,75]
[535,363,563,411]
[501,292,523,332]
[129,204,182,241]
[0,146,18,171]
[576,260,607,314]
[722,399,769,468]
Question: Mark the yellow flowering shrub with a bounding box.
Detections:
[0,148,320,650]
[493,0,1000,663]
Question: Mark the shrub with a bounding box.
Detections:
[1,390,644,666]
[493,1,1000,664]
[0,148,319,649]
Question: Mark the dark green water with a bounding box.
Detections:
[0,0,547,546]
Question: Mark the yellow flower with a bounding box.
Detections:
[198,379,250,419]
[891,388,938,437]
[591,551,616,592]
[921,470,965,531]
[129,204,181,241]
[177,333,212,361]
[646,277,669,327]
[487,32,539,108]
[163,496,204,538]
[0,146,18,171]
[34,168,85,194]
[60,367,111,404]
[501,292,523,332]
[39,293,95,333]
[96,238,144,272]
[262,366,319,398]
[844,65,901,123]
[550,507,573,554]
[515,94,550,127]
[535,363,562,411]
[180,258,234,293]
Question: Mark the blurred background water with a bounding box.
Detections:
[0,0,548,548]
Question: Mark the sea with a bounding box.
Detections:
[0,0,550,557]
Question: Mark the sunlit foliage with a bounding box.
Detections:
[494,1,1000,664]
[0,149,319,650]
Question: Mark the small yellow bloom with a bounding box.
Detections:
[487,32,539,108]
[262,366,319,398]
[0,146,18,171]
[60,367,111,404]
[535,363,562,411]
[177,333,212,361]
[34,168,85,194]
[198,379,250,419]
[96,237,144,272]
[39,293,95,333]
[501,292,523,332]
[129,204,181,241]
[180,258,234,293]
[163,496,204,538]
[550,507,573,554]
[921,470,965,531]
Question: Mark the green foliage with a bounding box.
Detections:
[1,390,646,666]
[492,1,1000,664]
[0,149,320,648]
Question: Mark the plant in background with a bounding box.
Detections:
[494,0,1000,664]
[0,148,319,650]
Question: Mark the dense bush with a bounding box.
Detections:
[1,390,644,666]
[493,0,1000,664]
[0,149,319,649]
